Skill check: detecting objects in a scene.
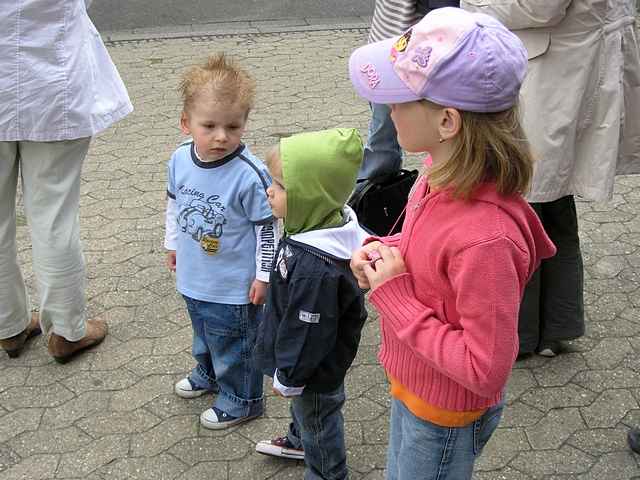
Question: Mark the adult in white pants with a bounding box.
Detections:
[0,0,132,361]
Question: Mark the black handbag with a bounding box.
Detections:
[348,169,419,236]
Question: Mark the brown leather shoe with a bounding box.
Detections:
[48,319,108,364]
[0,311,42,358]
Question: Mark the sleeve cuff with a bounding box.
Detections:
[273,369,305,396]
[256,271,270,283]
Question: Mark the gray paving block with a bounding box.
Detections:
[0,409,43,443]
[175,461,229,479]
[511,445,595,476]
[76,409,162,437]
[130,415,198,457]
[0,453,59,480]
[9,426,92,456]
[57,434,130,477]
[525,408,586,450]
[581,389,639,428]
[99,453,189,479]
[169,435,251,464]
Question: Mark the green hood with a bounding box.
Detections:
[281,128,363,235]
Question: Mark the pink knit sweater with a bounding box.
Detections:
[369,177,556,411]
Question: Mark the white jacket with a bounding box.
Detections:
[462,0,640,202]
[0,0,132,142]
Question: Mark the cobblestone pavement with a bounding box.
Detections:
[2,27,640,480]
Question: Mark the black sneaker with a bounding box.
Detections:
[200,406,260,430]
[255,435,305,460]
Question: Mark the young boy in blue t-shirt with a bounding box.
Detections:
[164,54,276,429]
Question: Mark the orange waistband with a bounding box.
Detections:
[389,376,486,427]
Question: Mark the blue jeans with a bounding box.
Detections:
[358,103,403,181]
[183,295,264,418]
[287,385,348,480]
[386,399,504,480]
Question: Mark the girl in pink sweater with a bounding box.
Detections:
[348,7,556,480]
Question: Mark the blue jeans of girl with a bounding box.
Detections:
[386,398,504,480]
[183,295,264,418]
[287,384,348,480]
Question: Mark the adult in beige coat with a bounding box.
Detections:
[461,0,640,356]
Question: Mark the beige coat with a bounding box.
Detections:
[461,0,640,202]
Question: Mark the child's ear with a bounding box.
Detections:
[439,108,462,142]
[180,111,191,135]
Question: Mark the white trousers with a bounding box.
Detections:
[0,139,91,341]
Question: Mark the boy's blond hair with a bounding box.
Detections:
[179,53,256,113]
[427,102,534,199]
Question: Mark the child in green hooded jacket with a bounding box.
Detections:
[255,128,368,479]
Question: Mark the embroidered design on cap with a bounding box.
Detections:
[360,63,381,89]
[412,46,432,68]
[390,30,412,62]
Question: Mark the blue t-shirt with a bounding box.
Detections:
[167,142,272,304]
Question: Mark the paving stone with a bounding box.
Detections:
[345,364,388,397]
[76,409,161,437]
[499,401,545,428]
[144,392,212,419]
[90,338,154,370]
[0,384,75,410]
[8,426,92,456]
[574,368,640,391]
[0,409,44,443]
[131,415,197,457]
[525,408,586,450]
[0,453,59,480]
[511,445,596,477]
[111,375,174,411]
[0,443,20,473]
[568,427,630,455]
[475,427,528,471]
[587,293,632,322]
[61,369,140,394]
[41,391,112,429]
[361,414,389,445]
[175,461,229,480]
[98,453,189,479]
[347,444,388,474]
[473,467,531,480]
[57,434,130,477]
[583,338,634,369]
[520,384,598,412]
[581,389,639,428]
[169,434,252,464]
[126,352,194,376]
[0,368,29,393]
[505,368,537,404]
[532,353,588,387]
[578,451,639,480]
[25,361,90,387]
[229,451,290,480]
[343,397,387,422]
[152,326,191,355]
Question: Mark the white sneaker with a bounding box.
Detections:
[200,407,260,430]
[256,436,305,460]
[174,377,208,399]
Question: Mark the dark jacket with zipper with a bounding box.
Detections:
[256,231,367,393]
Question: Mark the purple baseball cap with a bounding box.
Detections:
[349,7,527,112]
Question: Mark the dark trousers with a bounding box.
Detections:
[518,195,585,354]
[288,385,348,480]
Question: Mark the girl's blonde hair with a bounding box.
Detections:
[427,101,533,199]
[178,53,256,113]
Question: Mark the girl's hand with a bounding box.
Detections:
[350,241,383,289]
[363,245,406,290]
[166,250,176,272]
[250,279,268,305]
